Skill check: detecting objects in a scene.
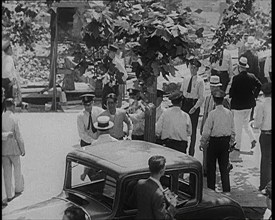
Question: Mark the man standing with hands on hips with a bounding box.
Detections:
[77,94,104,148]
[180,57,205,156]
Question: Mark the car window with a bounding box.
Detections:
[178,172,196,200]
[67,161,116,209]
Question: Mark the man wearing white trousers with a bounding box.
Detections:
[229,57,262,162]
[2,98,25,202]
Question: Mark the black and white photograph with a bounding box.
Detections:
[2,0,271,219]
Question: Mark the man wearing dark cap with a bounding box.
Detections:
[229,56,262,162]
[136,155,177,219]
[199,89,235,193]
[156,91,192,153]
[2,98,25,202]
[180,57,205,156]
[76,94,104,147]
[252,82,272,191]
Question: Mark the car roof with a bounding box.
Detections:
[67,140,201,177]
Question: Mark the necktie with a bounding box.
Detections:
[87,112,97,133]
[187,76,193,93]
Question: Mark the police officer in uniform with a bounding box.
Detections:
[76,94,104,147]
[180,57,205,156]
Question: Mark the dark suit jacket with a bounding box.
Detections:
[229,71,262,110]
[136,178,176,220]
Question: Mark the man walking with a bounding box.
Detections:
[77,94,104,147]
[136,155,177,219]
[199,89,235,193]
[200,75,231,175]
[180,57,205,156]
[156,91,192,153]
[2,98,25,202]
[229,56,262,162]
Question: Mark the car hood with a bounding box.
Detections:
[2,197,85,220]
[200,188,241,208]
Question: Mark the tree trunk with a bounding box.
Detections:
[144,76,157,143]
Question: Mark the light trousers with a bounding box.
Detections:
[2,155,24,199]
[232,109,255,150]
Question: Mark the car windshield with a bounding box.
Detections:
[66,160,116,209]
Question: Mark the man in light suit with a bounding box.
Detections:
[136,155,177,220]
[2,98,25,202]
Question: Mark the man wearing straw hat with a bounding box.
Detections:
[229,56,262,162]
[200,75,231,176]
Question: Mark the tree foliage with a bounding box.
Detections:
[209,0,271,64]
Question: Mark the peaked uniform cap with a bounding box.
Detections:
[80,94,95,104]
[169,91,183,101]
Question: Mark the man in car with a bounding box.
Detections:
[136,155,177,219]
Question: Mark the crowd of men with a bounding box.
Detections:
[2,33,272,218]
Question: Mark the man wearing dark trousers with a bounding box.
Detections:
[76,94,104,147]
[199,89,235,193]
[180,58,205,156]
[253,82,272,191]
[136,155,177,220]
[156,91,192,153]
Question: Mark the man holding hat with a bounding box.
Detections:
[199,89,235,193]
[2,39,16,99]
[200,75,231,175]
[156,91,192,153]
[180,57,205,156]
[77,94,104,147]
[229,56,262,162]
[252,82,272,191]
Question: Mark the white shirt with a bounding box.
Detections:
[2,53,16,80]
[91,133,118,145]
[77,106,104,143]
[113,55,128,82]
[156,106,192,141]
[180,75,205,109]
[264,56,272,78]
[200,105,235,147]
[156,105,165,122]
[254,97,271,131]
[211,49,233,77]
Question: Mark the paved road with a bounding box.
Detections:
[2,111,268,218]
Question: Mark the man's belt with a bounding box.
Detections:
[261,130,272,135]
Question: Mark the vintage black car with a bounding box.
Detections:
[3,141,245,219]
